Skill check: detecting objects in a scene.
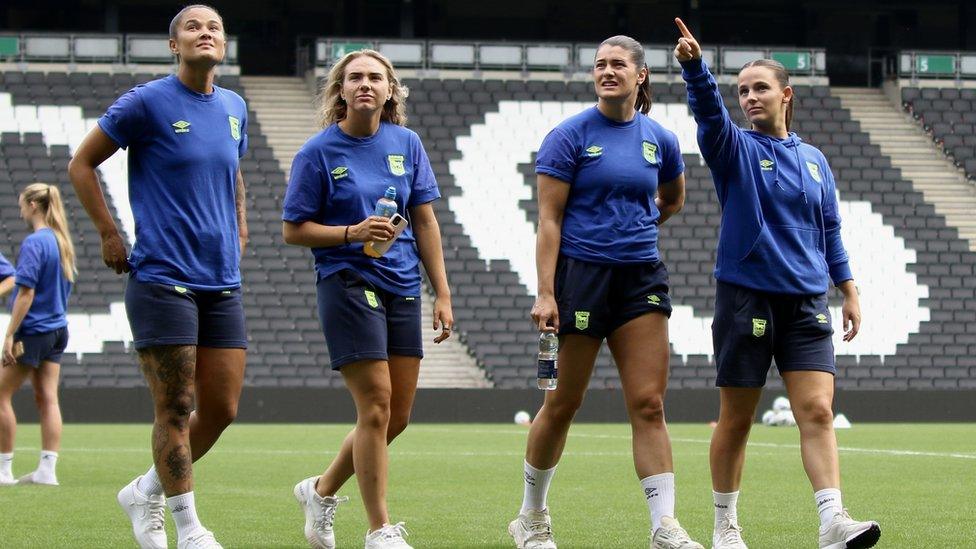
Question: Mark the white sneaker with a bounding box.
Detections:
[294,476,349,548]
[508,508,556,549]
[0,472,16,486]
[117,476,167,549]
[818,510,880,549]
[712,514,747,549]
[17,470,58,486]
[652,516,705,549]
[364,522,412,548]
[178,529,223,549]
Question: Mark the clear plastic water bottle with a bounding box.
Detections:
[537,331,558,390]
[365,186,397,257]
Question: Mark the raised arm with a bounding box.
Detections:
[674,17,742,177]
[67,126,129,274]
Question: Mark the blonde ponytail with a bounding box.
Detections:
[21,183,77,283]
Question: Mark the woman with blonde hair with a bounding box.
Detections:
[283,49,453,549]
[0,183,75,488]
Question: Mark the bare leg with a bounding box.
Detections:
[0,364,31,453]
[139,345,196,496]
[783,370,840,491]
[30,361,62,452]
[187,347,245,460]
[709,387,763,492]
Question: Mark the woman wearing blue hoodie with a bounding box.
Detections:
[674,18,879,549]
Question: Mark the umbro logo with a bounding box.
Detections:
[644,487,658,499]
[331,166,349,180]
[524,472,536,487]
[171,120,191,134]
[172,504,189,513]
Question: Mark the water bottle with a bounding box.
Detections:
[537,332,558,390]
[364,186,397,258]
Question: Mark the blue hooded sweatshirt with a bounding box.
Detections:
[681,58,852,295]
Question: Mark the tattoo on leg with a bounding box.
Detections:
[139,346,196,486]
[165,444,191,481]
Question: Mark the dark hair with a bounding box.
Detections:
[740,59,793,131]
[169,4,223,40]
[596,35,651,115]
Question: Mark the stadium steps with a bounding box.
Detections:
[240,76,490,388]
[239,76,320,175]
[834,87,976,250]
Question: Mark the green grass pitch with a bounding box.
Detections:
[1,423,974,547]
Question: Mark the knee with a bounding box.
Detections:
[387,412,410,442]
[203,401,238,431]
[629,393,666,425]
[358,391,392,431]
[160,391,194,430]
[796,397,834,428]
[543,396,584,425]
[32,387,58,409]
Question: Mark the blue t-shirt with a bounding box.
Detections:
[98,74,248,290]
[282,122,441,296]
[12,229,71,335]
[536,106,684,264]
[0,252,13,281]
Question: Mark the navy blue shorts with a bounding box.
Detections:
[317,269,423,370]
[15,326,68,367]
[125,278,247,350]
[712,281,835,387]
[554,255,672,339]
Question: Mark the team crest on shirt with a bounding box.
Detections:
[331,166,349,180]
[387,154,406,176]
[171,120,191,134]
[585,145,603,157]
[228,116,241,140]
[575,311,590,330]
[806,161,822,183]
[759,159,774,171]
[752,318,767,337]
[642,141,657,164]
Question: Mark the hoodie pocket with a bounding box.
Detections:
[739,224,826,276]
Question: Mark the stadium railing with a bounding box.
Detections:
[0,32,238,66]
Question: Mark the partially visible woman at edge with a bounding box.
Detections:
[0,183,75,488]
[283,49,453,549]
[69,5,248,549]
[674,17,880,549]
[509,35,703,549]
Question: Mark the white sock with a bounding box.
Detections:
[641,472,676,531]
[0,453,12,477]
[713,490,739,527]
[37,451,58,478]
[814,488,843,527]
[168,491,204,539]
[520,460,556,514]
[137,466,164,496]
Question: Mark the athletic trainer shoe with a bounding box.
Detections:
[364,522,412,548]
[818,509,880,549]
[294,475,348,548]
[17,470,58,486]
[508,508,556,549]
[652,516,705,549]
[117,476,167,549]
[178,529,223,549]
[0,472,16,486]
[712,513,747,548]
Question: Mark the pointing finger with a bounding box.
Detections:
[675,17,694,40]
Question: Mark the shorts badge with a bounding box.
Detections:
[575,311,590,330]
[752,318,767,337]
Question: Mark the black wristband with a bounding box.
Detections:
[344,225,350,245]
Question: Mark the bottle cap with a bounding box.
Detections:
[384,186,397,199]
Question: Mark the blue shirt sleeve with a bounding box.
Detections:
[821,161,852,285]
[238,109,249,158]
[97,87,147,150]
[0,252,14,281]
[282,150,326,223]
[680,58,743,183]
[407,134,440,207]
[658,129,685,183]
[535,127,578,183]
[14,238,41,289]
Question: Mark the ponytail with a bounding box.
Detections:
[635,68,652,115]
[21,183,77,282]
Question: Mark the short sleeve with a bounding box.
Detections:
[238,109,249,158]
[658,130,685,183]
[14,238,41,289]
[407,134,440,207]
[282,150,326,223]
[535,128,578,183]
[0,252,14,281]
[97,87,147,150]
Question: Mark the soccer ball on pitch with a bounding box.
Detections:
[514,410,532,425]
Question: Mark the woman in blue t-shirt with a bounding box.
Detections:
[510,36,701,549]
[69,5,246,548]
[283,49,453,549]
[0,183,75,488]
[674,19,879,549]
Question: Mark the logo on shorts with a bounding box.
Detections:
[364,289,379,308]
[816,313,829,324]
[759,159,774,171]
[387,154,406,176]
[752,318,767,337]
[806,161,822,183]
[575,311,590,330]
[585,145,603,157]
[647,294,662,305]
[173,285,188,294]
[171,120,191,134]
[228,116,241,140]
[642,141,657,164]
[331,166,349,180]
